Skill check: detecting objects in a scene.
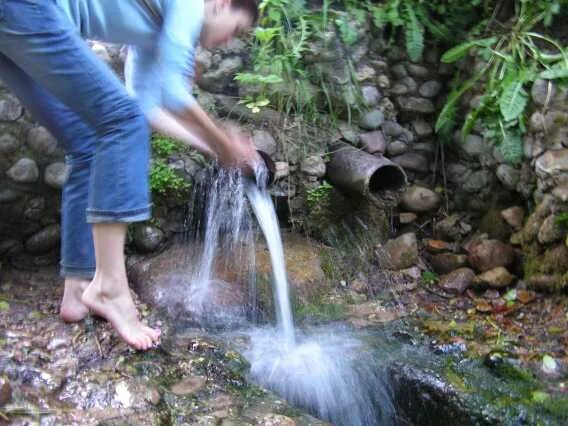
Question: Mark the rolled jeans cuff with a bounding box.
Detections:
[86,204,152,223]
[60,263,96,280]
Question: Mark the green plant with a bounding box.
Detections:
[151,134,182,157]
[306,181,333,208]
[149,159,189,197]
[421,270,439,285]
[367,0,486,62]
[436,0,567,164]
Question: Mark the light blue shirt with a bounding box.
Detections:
[56,0,204,113]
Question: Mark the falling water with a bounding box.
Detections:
[185,167,256,324]
[186,164,394,424]
[245,168,296,346]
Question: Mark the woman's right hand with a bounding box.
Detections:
[218,128,261,174]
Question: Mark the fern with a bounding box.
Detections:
[499,78,528,122]
[404,4,424,62]
[498,123,524,165]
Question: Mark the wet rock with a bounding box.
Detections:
[391,83,409,96]
[359,131,386,154]
[170,376,207,396]
[388,362,480,426]
[7,158,39,183]
[419,81,442,98]
[392,152,429,173]
[424,239,451,253]
[399,212,417,224]
[430,254,468,275]
[529,111,546,132]
[256,231,327,302]
[434,214,463,241]
[44,162,67,188]
[253,130,277,156]
[382,232,418,270]
[496,164,520,190]
[133,224,164,253]
[501,206,524,231]
[356,65,376,82]
[25,224,60,254]
[391,63,408,79]
[199,57,243,93]
[400,76,418,93]
[359,109,385,130]
[0,377,11,406]
[474,267,515,288]
[0,188,22,203]
[538,214,563,244]
[27,126,58,156]
[23,197,45,221]
[552,182,568,202]
[400,185,440,213]
[301,155,326,177]
[361,85,381,106]
[396,97,435,114]
[463,170,492,193]
[446,163,470,184]
[438,268,475,295]
[535,149,568,178]
[458,133,484,159]
[0,134,20,154]
[412,119,433,139]
[386,140,408,156]
[338,122,359,144]
[406,64,429,78]
[274,162,290,180]
[382,121,404,137]
[467,239,515,272]
[258,414,296,426]
[531,78,555,106]
[527,274,556,291]
[0,94,23,121]
[377,74,391,89]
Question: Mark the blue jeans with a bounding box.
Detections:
[0,0,152,279]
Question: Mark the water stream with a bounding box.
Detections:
[187,165,395,425]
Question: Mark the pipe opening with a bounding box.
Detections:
[369,165,406,194]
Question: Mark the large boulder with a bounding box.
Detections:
[400,185,440,213]
[467,239,515,272]
[255,231,327,304]
[380,232,418,270]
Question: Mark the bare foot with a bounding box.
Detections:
[60,278,90,322]
[81,276,160,351]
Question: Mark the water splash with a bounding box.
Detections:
[241,326,395,426]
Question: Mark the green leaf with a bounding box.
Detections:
[499,81,528,122]
[539,68,568,80]
[498,127,523,165]
[0,300,9,311]
[404,5,424,62]
[441,37,497,63]
[504,289,517,301]
[532,391,551,403]
[542,354,557,374]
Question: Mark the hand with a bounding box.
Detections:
[218,127,261,174]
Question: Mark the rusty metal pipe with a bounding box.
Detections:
[326,142,407,196]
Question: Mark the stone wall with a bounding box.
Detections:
[0,24,566,289]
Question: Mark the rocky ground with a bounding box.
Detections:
[0,267,325,425]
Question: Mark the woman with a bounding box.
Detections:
[0,0,260,350]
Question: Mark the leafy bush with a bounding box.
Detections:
[149,135,190,197]
[436,1,567,163]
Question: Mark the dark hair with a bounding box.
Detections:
[231,0,259,24]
